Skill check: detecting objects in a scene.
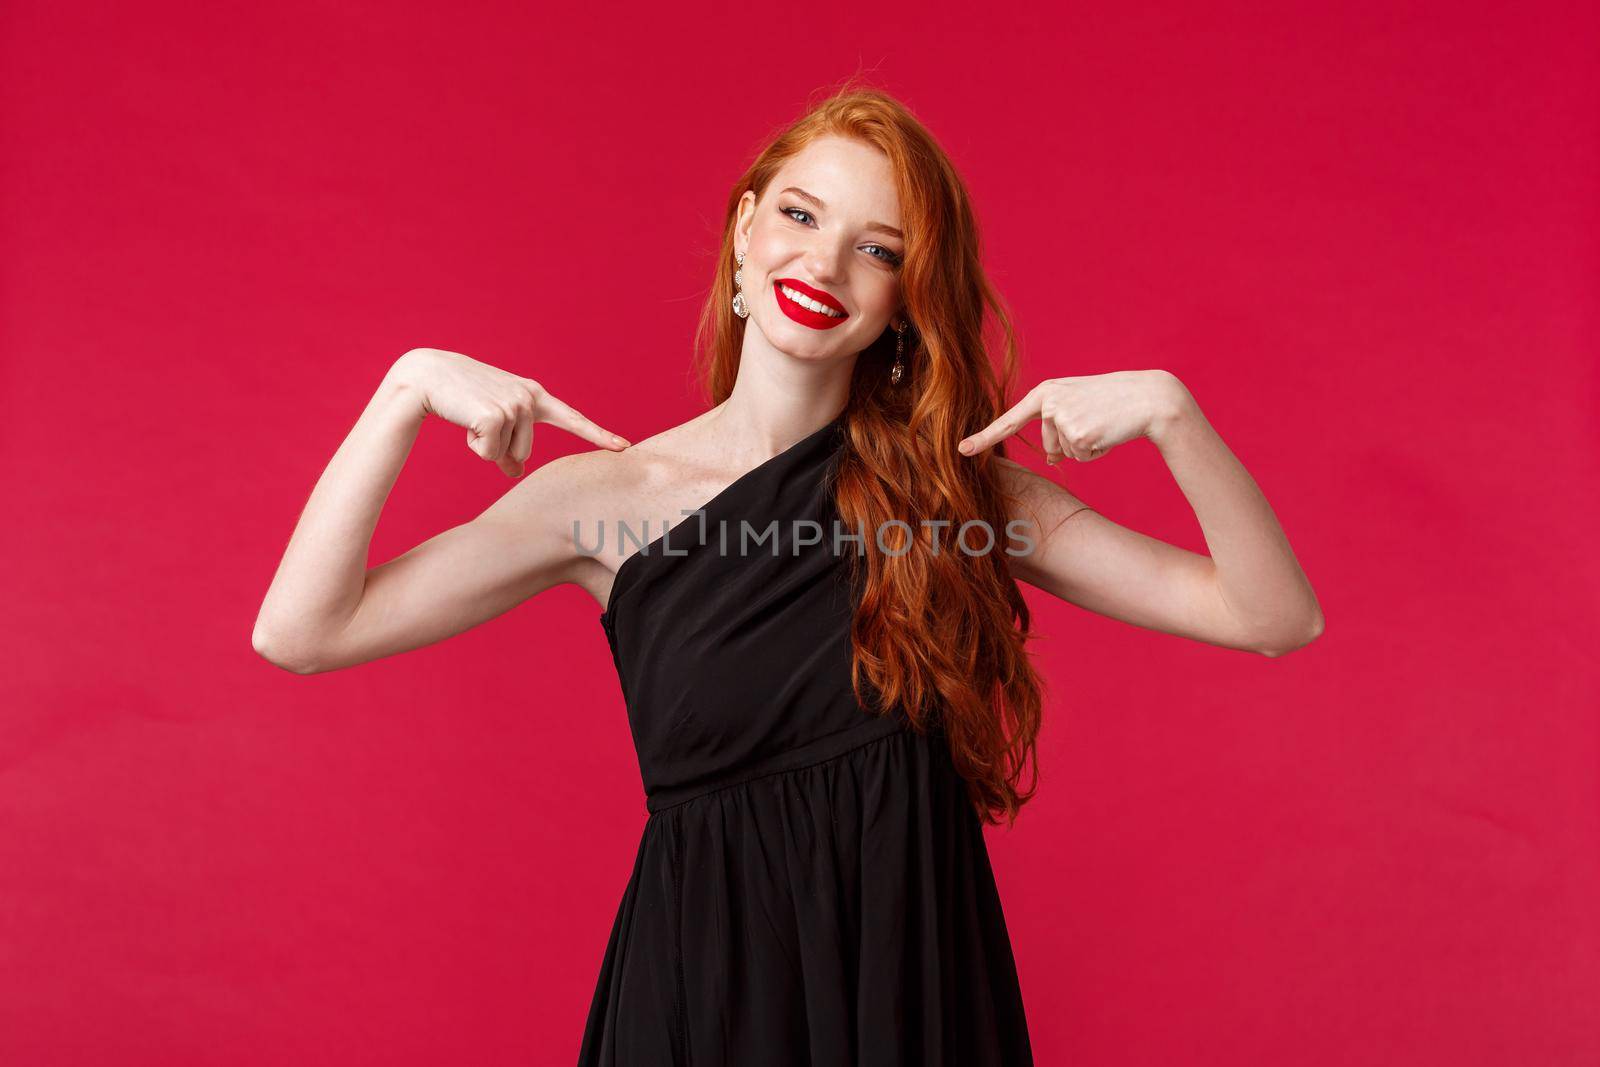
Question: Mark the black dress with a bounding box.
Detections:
[579,410,1033,1066]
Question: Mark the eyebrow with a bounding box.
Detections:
[780,186,905,241]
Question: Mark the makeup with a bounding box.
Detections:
[773,278,850,330]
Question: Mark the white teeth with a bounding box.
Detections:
[779,284,845,318]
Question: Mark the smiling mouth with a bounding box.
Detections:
[776,281,848,319]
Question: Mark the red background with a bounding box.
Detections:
[3,2,1596,1064]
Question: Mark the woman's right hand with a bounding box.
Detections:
[387,347,630,477]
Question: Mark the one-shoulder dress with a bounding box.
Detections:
[578,410,1033,1066]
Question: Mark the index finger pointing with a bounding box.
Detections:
[957,387,1044,457]
[534,390,631,451]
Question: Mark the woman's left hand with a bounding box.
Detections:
[957,369,1192,463]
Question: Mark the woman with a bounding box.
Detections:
[253,85,1324,1064]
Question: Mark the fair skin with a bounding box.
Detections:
[252,134,1322,674]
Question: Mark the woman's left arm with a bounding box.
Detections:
[959,370,1325,657]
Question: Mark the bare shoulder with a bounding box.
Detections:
[564,414,722,530]
[991,454,1088,511]
[988,454,1101,584]
[477,416,715,579]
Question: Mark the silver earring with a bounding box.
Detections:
[889,321,907,384]
[732,250,749,319]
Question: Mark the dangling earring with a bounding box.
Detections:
[889,321,907,384]
[731,250,749,319]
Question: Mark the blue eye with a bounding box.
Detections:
[780,206,904,267]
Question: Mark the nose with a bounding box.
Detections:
[801,239,849,288]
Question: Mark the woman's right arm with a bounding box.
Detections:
[251,348,628,674]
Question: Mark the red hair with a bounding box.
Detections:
[693,80,1047,827]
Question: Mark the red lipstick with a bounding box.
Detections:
[773,277,850,331]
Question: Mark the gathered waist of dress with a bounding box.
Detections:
[644,712,916,815]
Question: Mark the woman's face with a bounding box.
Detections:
[734,135,907,362]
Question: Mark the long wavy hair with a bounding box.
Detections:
[692,81,1048,827]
